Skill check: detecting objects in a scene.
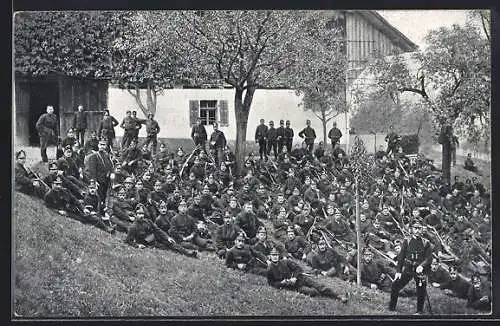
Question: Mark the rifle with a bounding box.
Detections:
[368,244,397,266]
[428,225,459,261]
[319,227,349,251]
[25,166,50,191]
[179,144,201,178]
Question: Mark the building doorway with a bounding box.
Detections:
[28,80,59,146]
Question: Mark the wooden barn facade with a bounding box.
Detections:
[14,74,108,146]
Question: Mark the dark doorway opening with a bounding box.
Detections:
[28,81,59,146]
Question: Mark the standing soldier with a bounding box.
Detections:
[255,119,268,161]
[209,122,227,166]
[284,120,294,153]
[298,119,316,153]
[84,138,114,204]
[120,110,136,150]
[35,105,59,162]
[328,121,342,150]
[131,111,144,142]
[389,221,433,314]
[98,109,119,151]
[385,125,400,156]
[266,120,278,159]
[276,120,286,153]
[191,117,208,150]
[72,105,87,147]
[450,134,459,167]
[144,113,161,155]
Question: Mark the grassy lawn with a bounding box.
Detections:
[13,190,486,318]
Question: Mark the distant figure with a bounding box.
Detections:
[72,105,87,147]
[144,113,161,155]
[298,119,316,153]
[284,120,294,153]
[191,117,208,149]
[255,119,268,161]
[464,153,479,174]
[35,105,59,162]
[385,125,400,156]
[450,135,459,167]
[98,109,119,151]
[328,121,342,149]
[209,122,227,166]
[120,110,136,150]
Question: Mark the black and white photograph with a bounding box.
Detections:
[12,8,492,318]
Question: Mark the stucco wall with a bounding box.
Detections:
[108,87,349,146]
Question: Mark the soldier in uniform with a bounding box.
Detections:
[35,105,59,162]
[359,247,394,292]
[44,176,112,232]
[131,111,144,141]
[385,125,400,156]
[310,238,351,280]
[209,122,227,166]
[84,130,100,154]
[98,109,119,151]
[428,257,452,289]
[255,119,268,161]
[328,121,342,149]
[298,119,316,153]
[109,187,136,232]
[120,110,136,150]
[284,120,294,153]
[467,273,491,311]
[121,138,142,174]
[441,265,472,299]
[284,225,311,260]
[72,105,87,147]
[267,247,348,302]
[144,113,161,155]
[15,150,49,198]
[191,117,208,149]
[169,199,215,251]
[389,221,433,314]
[84,138,114,203]
[276,120,286,153]
[125,204,197,257]
[266,120,278,159]
[235,201,263,240]
[215,212,242,258]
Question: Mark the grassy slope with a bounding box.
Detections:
[13,192,485,318]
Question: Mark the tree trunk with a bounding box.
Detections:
[322,109,327,146]
[146,82,156,116]
[355,177,361,286]
[234,86,256,175]
[440,125,453,184]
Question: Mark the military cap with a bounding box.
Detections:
[118,187,127,194]
[64,145,72,151]
[98,137,107,144]
[318,238,327,244]
[236,233,246,241]
[413,221,423,228]
[286,225,295,233]
[285,120,290,124]
[88,182,97,189]
[334,208,341,214]
[203,184,210,190]
[154,180,162,186]
[159,200,168,208]
[179,199,187,206]
[54,176,63,184]
[269,247,280,255]
[49,162,58,170]
[279,120,284,124]
[229,196,237,201]
[257,226,267,234]
[124,177,134,184]
[362,246,372,254]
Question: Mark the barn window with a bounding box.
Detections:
[190,100,229,126]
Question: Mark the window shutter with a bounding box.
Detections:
[189,100,199,126]
[219,100,228,127]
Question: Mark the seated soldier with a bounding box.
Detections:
[125,204,197,258]
[428,257,452,289]
[109,187,136,232]
[267,247,348,303]
[359,247,393,292]
[82,181,115,233]
[235,201,263,241]
[169,199,216,252]
[464,153,479,173]
[284,225,311,261]
[441,265,472,300]
[226,232,269,276]
[215,212,242,259]
[310,238,352,281]
[44,176,112,232]
[467,273,491,312]
[15,150,49,198]
[252,226,285,262]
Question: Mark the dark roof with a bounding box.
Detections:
[356,10,419,52]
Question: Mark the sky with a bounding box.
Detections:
[376,10,471,49]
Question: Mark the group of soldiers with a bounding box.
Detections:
[18,107,491,314]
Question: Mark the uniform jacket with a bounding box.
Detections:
[121,116,136,130]
[84,150,113,183]
[311,247,346,271]
[226,245,253,269]
[397,236,433,273]
[15,163,35,192]
[36,113,58,137]
[191,124,208,142]
[285,236,311,259]
[169,212,197,241]
[98,116,119,138]
[72,111,87,130]
[145,119,160,135]
[209,130,227,149]
[267,127,277,141]
[215,222,242,250]
[328,127,342,141]
[44,187,84,213]
[298,126,316,142]
[267,259,303,288]
[255,125,268,141]
[235,211,262,239]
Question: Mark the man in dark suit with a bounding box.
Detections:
[255,119,268,161]
[298,119,316,153]
[191,117,208,150]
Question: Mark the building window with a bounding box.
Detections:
[199,100,218,125]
